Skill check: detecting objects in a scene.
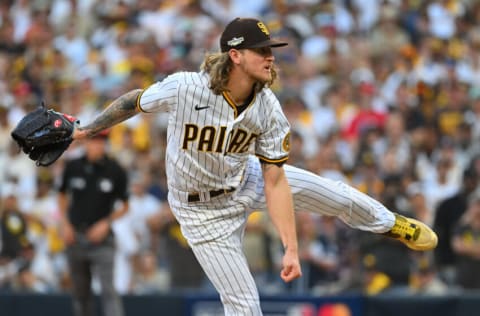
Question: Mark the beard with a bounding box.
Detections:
[239,59,272,84]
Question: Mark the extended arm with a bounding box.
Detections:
[73,89,143,140]
[262,162,301,282]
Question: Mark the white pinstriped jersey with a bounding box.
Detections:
[137,71,291,194]
[136,72,397,316]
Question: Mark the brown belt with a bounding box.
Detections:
[188,188,235,202]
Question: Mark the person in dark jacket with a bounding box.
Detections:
[58,131,129,316]
[434,167,478,284]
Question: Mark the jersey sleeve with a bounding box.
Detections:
[255,91,291,164]
[136,73,180,113]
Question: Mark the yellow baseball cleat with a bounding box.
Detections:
[384,213,438,251]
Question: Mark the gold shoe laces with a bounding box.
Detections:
[391,216,419,241]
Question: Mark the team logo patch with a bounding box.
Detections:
[54,119,62,128]
[227,37,244,47]
[257,22,270,36]
[282,131,291,152]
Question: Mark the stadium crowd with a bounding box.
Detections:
[1,0,480,297]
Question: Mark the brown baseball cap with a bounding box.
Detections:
[220,18,288,52]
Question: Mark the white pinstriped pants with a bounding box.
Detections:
[168,156,396,316]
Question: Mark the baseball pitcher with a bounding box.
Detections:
[11,17,437,316]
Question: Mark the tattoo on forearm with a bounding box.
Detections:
[79,89,142,137]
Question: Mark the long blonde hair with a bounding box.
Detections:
[200,51,278,95]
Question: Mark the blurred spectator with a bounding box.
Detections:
[422,155,460,211]
[10,243,55,294]
[126,172,162,251]
[286,129,307,169]
[53,21,90,69]
[374,110,412,175]
[453,121,477,168]
[91,58,125,98]
[295,213,342,295]
[356,208,414,294]
[9,0,32,44]
[426,0,461,40]
[317,138,350,183]
[434,166,478,285]
[0,105,11,154]
[1,140,36,210]
[281,94,318,158]
[0,186,31,260]
[300,6,350,62]
[465,93,480,146]
[22,168,68,292]
[112,171,162,294]
[406,182,434,226]
[360,252,408,296]
[342,81,387,145]
[109,119,152,171]
[111,212,137,295]
[243,211,280,294]
[351,147,384,201]
[58,131,128,316]
[201,0,269,25]
[0,15,26,54]
[451,189,480,290]
[148,204,207,292]
[409,253,449,296]
[131,249,169,294]
[368,3,410,57]
[0,185,32,292]
[311,85,342,142]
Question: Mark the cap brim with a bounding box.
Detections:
[248,39,288,49]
